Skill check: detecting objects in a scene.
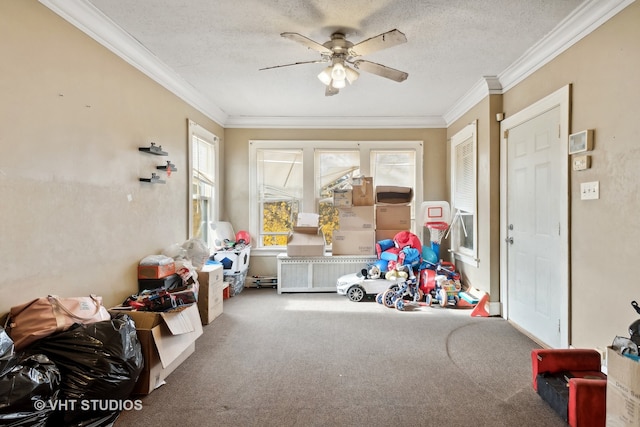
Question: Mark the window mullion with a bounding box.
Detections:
[302,147,315,212]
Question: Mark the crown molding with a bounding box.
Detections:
[442,76,501,126]
[40,0,634,130]
[498,0,636,92]
[224,115,446,129]
[444,0,634,126]
[38,0,229,126]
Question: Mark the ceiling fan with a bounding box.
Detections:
[260,29,409,96]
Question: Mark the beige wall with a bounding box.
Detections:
[502,1,640,350]
[3,0,638,353]
[451,2,639,350]
[224,128,448,277]
[446,95,503,304]
[0,0,222,313]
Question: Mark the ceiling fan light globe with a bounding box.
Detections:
[345,66,360,84]
[331,78,346,89]
[330,62,346,81]
[317,67,333,86]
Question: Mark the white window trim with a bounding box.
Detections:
[249,140,423,254]
[188,119,220,241]
[450,121,478,267]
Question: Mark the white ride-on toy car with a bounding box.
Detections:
[336,268,400,302]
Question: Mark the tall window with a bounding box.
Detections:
[450,121,478,266]
[256,148,303,246]
[188,120,219,249]
[371,150,417,229]
[249,140,423,251]
[316,150,361,244]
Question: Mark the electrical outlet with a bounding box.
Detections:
[580,181,599,200]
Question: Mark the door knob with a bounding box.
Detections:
[505,237,514,244]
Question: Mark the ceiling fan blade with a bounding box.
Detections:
[325,85,339,96]
[352,60,408,82]
[349,29,407,57]
[281,32,333,55]
[259,59,329,71]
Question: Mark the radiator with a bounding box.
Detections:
[277,253,377,293]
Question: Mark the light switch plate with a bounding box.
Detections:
[580,181,599,200]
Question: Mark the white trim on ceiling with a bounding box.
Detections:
[498,0,635,94]
[442,76,502,126]
[443,0,635,126]
[40,0,634,129]
[38,0,229,126]
[224,115,446,129]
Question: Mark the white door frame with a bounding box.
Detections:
[499,85,571,348]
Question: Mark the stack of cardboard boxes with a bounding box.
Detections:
[332,177,376,255]
[286,213,326,256]
[375,186,413,241]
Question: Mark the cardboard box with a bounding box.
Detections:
[375,186,413,205]
[333,189,352,208]
[197,264,224,325]
[376,205,411,229]
[352,177,374,206]
[296,212,319,227]
[606,346,640,426]
[137,263,176,280]
[109,304,203,395]
[287,231,326,256]
[211,246,251,274]
[375,229,406,242]
[338,206,375,230]
[332,230,375,255]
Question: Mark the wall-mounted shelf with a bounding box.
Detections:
[139,142,168,156]
[157,161,177,172]
[139,173,166,184]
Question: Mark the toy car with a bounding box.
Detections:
[336,271,399,302]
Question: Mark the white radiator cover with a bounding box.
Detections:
[277,253,377,293]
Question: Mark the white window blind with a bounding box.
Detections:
[454,137,475,213]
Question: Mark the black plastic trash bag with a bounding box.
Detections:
[0,328,61,427]
[26,315,143,426]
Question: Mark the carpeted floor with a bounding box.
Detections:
[114,288,566,427]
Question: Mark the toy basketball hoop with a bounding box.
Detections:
[426,221,449,260]
[420,202,451,260]
[427,222,448,244]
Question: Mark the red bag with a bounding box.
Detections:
[7,295,111,350]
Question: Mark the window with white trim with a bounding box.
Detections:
[249,140,423,252]
[188,120,219,249]
[450,121,478,266]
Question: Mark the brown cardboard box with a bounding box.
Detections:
[287,231,326,256]
[197,264,225,325]
[137,263,176,279]
[375,229,406,241]
[332,230,375,255]
[352,177,374,206]
[338,206,375,230]
[375,186,413,204]
[109,304,203,395]
[376,205,411,229]
[333,189,352,207]
[606,346,640,426]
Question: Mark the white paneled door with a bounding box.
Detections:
[505,106,563,348]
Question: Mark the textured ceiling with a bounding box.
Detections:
[78,0,587,126]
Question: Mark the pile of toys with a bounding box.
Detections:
[374,231,464,310]
[336,201,485,311]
